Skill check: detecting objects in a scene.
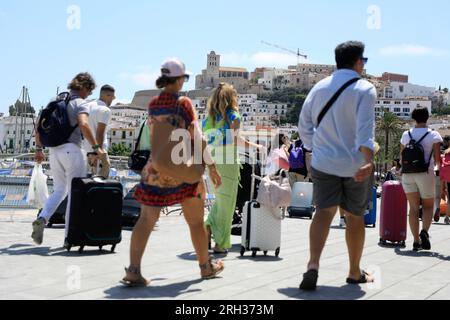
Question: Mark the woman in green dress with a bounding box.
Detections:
[203,83,265,254]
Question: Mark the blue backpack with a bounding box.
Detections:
[289,145,305,169]
[37,92,78,148]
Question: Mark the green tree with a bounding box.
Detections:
[291,132,300,141]
[260,88,308,125]
[376,112,404,172]
[109,143,132,157]
[9,99,35,116]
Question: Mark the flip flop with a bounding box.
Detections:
[299,269,319,291]
[213,249,229,255]
[346,271,373,285]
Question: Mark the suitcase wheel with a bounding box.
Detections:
[99,246,103,252]
[240,247,245,257]
[400,241,406,248]
[66,245,72,252]
[263,251,268,256]
[111,245,116,253]
[275,248,280,257]
[252,250,257,258]
[47,223,53,228]
[379,239,387,246]
[78,246,85,254]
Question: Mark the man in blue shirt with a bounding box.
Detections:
[298,41,377,291]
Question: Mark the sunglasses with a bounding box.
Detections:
[361,57,369,65]
[184,75,190,83]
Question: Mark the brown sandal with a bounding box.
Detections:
[200,258,225,280]
[120,267,151,288]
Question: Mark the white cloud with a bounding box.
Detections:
[379,45,448,57]
[118,69,160,89]
[221,51,310,69]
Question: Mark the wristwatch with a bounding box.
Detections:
[92,144,101,151]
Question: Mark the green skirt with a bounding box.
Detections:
[205,146,241,250]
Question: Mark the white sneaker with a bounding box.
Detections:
[339,217,346,228]
[445,217,450,225]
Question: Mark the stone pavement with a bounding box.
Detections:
[0,206,449,301]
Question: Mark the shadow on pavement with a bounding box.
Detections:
[177,252,198,261]
[237,255,283,262]
[104,279,204,299]
[278,285,366,300]
[329,226,346,230]
[394,248,450,261]
[0,244,63,256]
[0,243,118,257]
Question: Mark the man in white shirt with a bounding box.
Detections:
[83,85,115,178]
[299,41,376,291]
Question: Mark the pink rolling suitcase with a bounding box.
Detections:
[379,181,408,247]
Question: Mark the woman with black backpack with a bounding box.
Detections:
[400,107,443,252]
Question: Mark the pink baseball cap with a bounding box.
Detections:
[161,58,192,79]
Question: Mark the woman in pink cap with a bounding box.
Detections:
[121,58,224,287]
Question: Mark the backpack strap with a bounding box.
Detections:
[317,78,360,128]
[412,130,433,170]
[416,130,431,145]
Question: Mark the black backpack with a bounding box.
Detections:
[401,130,432,174]
[37,92,78,148]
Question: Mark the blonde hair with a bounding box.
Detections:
[207,83,239,126]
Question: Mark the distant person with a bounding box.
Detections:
[388,159,402,181]
[203,82,264,254]
[32,73,105,246]
[266,133,290,175]
[121,58,224,287]
[288,139,308,187]
[439,136,450,225]
[298,41,377,290]
[83,85,115,178]
[400,107,442,251]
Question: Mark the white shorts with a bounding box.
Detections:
[402,172,435,199]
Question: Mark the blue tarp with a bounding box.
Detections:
[0,170,12,176]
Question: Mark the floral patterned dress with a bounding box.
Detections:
[133,92,201,207]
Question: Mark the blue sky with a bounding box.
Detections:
[0,0,449,114]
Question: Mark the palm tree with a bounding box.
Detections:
[376,112,404,173]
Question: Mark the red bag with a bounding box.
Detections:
[379,181,408,247]
[440,154,450,183]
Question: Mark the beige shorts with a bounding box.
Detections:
[402,172,435,199]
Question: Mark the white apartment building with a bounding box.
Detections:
[383,82,435,99]
[111,107,147,123]
[109,126,140,151]
[0,116,37,153]
[375,98,432,119]
[258,101,288,117]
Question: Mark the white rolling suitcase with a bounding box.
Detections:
[240,165,282,258]
[287,182,315,219]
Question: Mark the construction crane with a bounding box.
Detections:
[261,40,308,65]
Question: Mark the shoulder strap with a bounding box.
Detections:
[317,78,360,128]
[133,120,148,152]
[408,130,413,141]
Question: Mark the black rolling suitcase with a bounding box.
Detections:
[233,153,262,236]
[66,177,123,254]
